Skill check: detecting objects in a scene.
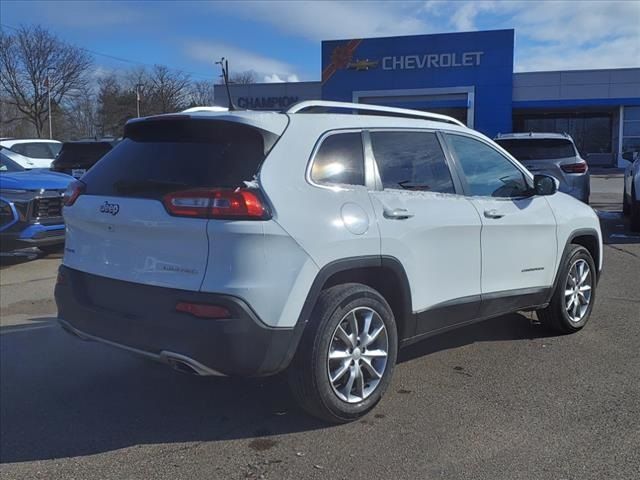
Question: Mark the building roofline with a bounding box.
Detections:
[514,66,640,75]
[321,28,514,44]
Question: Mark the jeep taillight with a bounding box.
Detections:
[162,188,270,220]
[561,161,588,174]
[63,180,86,206]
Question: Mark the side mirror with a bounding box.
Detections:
[534,174,557,196]
[622,151,638,162]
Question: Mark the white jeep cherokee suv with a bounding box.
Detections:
[56,101,602,423]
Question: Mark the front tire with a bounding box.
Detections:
[537,245,596,333]
[288,283,398,423]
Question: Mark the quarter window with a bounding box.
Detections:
[370,131,455,193]
[447,134,530,198]
[311,132,365,186]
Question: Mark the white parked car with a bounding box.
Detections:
[0,139,62,169]
[622,151,640,231]
[55,101,603,423]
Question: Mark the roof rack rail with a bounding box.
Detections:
[286,100,465,127]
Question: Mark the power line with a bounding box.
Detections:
[0,22,213,80]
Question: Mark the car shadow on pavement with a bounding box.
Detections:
[595,209,640,246]
[0,312,556,464]
[0,248,63,268]
[398,312,553,364]
[0,318,324,464]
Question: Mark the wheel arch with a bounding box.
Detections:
[277,255,414,373]
[547,228,601,304]
[569,229,601,278]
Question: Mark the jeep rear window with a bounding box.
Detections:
[495,138,576,161]
[81,119,267,198]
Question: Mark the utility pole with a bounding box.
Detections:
[136,83,143,117]
[47,67,55,139]
[215,58,236,111]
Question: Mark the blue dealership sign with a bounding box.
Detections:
[321,30,514,137]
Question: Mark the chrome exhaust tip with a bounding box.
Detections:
[159,351,224,377]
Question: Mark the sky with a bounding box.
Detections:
[1,0,639,84]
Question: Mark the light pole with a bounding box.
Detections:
[47,67,56,139]
[135,83,143,117]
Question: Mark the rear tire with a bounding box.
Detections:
[288,283,398,423]
[537,245,596,334]
[630,201,640,232]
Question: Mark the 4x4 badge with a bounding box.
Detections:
[100,201,120,216]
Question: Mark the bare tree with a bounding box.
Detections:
[188,79,215,107]
[147,65,190,114]
[97,73,136,137]
[0,25,93,138]
[0,95,35,138]
[229,70,257,84]
[61,86,97,139]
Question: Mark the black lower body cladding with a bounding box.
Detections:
[54,266,296,376]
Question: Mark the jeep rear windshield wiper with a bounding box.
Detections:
[113,179,189,195]
[397,180,431,191]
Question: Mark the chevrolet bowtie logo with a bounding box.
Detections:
[347,59,379,71]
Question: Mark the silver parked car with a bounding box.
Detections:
[622,151,640,232]
[495,133,590,203]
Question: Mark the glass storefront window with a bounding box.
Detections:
[624,106,640,121]
[622,138,640,153]
[513,113,612,156]
[623,106,640,153]
[624,121,640,137]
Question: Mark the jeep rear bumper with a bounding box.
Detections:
[55,266,298,377]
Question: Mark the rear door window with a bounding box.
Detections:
[310,132,365,186]
[82,119,269,199]
[370,131,455,193]
[495,138,576,161]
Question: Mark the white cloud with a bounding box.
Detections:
[33,0,143,28]
[210,1,432,41]
[184,41,300,83]
[509,0,639,46]
[449,1,498,31]
[263,73,300,83]
[516,36,640,72]
[211,0,639,71]
[422,0,640,71]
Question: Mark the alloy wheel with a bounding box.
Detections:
[327,307,389,403]
[564,258,592,323]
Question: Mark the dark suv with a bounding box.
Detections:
[51,139,118,179]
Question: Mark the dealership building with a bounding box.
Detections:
[214,29,640,168]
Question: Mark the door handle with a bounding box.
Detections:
[484,209,505,219]
[383,208,414,220]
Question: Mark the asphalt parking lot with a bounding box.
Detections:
[1,173,638,480]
